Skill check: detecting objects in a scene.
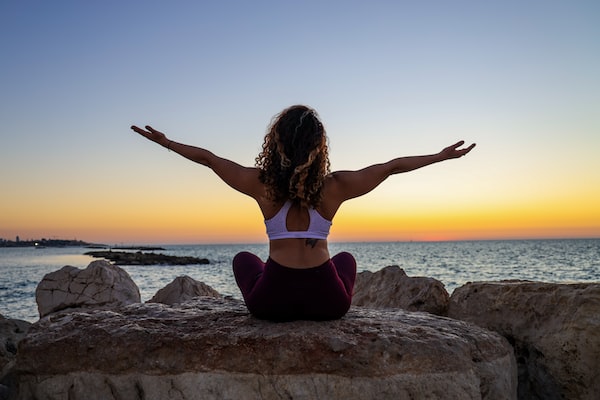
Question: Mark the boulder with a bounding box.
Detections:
[352,265,449,315]
[14,297,516,400]
[0,315,31,393]
[448,281,600,400]
[147,275,221,305]
[35,260,141,318]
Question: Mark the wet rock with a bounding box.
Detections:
[352,265,449,315]
[85,250,209,265]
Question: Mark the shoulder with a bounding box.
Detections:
[322,171,352,193]
[316,174,346,219]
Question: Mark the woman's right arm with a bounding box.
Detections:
[130,125,263,198]
[326,141,476,203]
[131,125,215,165]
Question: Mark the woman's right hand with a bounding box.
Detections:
[130,125,169,147]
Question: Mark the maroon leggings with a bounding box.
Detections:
[232,251,356,321]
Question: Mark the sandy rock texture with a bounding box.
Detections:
[14,297,516,400]
[35,260,140,318]
[448,281,600,400]
[352,265,449,315]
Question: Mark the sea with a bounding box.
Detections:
[1,239,599,322]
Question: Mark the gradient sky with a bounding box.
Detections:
[1,1,599,244]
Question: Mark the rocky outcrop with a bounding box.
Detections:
[85,250,209,265]
[448,281,600,400]
[352,265,449,315]
[14,298,516,400]
[35,260,141,318]
[147,275,221,305]
[20,262,597,399]
[0,316,31,374]
[0,315,31,400]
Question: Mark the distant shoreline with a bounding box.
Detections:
[0,239,97,248]
[0,239,168,252]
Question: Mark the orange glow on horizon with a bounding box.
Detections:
[2,181,599,245]
[3,203,598,245]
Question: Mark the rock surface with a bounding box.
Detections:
[448,281,600,400]
[35,260,141,318]
[147,275,221,305]
[352,265,449,315]
[14,297,516,400]
[85,250,209,265]
[0,315,31,396]
[0,316,29,372]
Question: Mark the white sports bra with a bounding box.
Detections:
[265,200,332,240]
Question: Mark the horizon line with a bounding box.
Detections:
[3,236,598,248]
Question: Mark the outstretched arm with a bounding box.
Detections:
[328,141,476,202]
[130,125,262,198]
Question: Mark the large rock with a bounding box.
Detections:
[35,260,141,318]
[0,315,31,399]
[448,281,600,400]
[14,297,516,400]
[147,275,221,305]
[352,265,449,315]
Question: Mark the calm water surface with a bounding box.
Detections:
[1,239,598,322]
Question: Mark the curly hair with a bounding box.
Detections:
[256,105,330,208]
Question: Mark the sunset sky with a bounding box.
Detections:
[1,1,599,245]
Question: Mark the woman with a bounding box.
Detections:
[131,105,475,321]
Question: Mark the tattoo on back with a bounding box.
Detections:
[305,238,318,248]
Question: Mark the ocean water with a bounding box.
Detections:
[1,239,598,322]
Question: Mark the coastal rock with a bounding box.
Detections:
[35,260,141,318]
[147,275,221,305]
[0,315,31,388]
[352,265,449,315]
[448,281,600,400]
[85,250,209,265]
[14,297,516,400]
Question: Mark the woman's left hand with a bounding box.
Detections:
[440,141,476,160]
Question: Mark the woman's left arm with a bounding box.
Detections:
[387,141,476,174]
[327,141,476,203]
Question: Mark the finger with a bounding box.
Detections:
[464,143,476,152]
[458,143,476,156]
[130,125,146,134]
[453,140,465,148]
